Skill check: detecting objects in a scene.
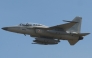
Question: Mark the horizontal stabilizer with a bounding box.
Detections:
[73,33,90,36]
[68,39,79,45]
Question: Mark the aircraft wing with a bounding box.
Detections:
[49,22,77,30]
[68,39,79,45]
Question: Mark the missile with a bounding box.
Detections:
[63,20,78,23]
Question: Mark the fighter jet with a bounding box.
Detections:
[2,16,90,45]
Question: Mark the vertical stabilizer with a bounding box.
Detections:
[67,16,82,33]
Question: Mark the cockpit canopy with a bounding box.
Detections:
[19,23,44,26]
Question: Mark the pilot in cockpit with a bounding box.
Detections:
[19,23,43,26]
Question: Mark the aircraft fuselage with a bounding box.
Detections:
[2,26,79,40]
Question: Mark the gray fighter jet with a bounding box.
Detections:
[2,16,90,45]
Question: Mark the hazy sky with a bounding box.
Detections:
[0,0,92,58]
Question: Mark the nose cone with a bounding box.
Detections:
[1,27,8,30]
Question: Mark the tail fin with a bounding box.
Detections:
[67,16,82,33]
